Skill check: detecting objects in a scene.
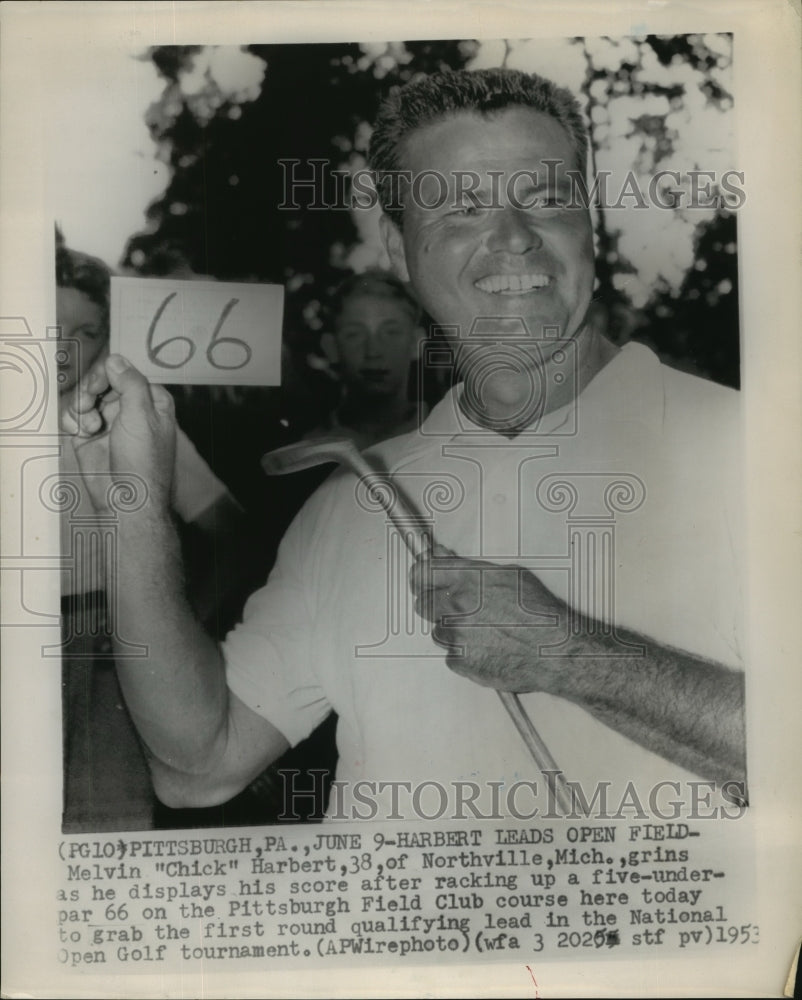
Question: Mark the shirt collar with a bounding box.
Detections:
[420,341,664,441]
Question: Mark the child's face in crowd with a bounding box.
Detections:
[56,286,108,394]
[328,293,418,398]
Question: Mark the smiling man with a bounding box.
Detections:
[63,68,746,821]
[377,98,617,431]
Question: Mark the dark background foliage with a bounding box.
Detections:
[115,37,739,510]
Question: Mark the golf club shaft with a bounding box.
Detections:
[348,454,572,812]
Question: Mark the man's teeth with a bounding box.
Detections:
[475,274,551,293]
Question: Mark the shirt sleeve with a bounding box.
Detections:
[660,364,746,670]
[171,427,231,523]
[221,501,333,747]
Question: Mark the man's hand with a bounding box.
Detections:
[409,545,569,694]
[409,544,746,786]
[59,349,109,439]
[61,354,177,513]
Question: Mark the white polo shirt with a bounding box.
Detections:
[224,343,744,817]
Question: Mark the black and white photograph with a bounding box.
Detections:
[1,2,800,998]
[54,31,749,832]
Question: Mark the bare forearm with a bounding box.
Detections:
[67,356,289,807]
[109,502,229,775]
[417,554,746,789]
[542,623,746,787]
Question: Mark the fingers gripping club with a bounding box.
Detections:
[262,438,573,812]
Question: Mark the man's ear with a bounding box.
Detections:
[320,332,339,365]
[380,214,410,283]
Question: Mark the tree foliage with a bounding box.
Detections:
[117,36,742,828]
[123,33,740,435]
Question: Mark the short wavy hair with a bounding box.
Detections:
[328,268,421,330]
[55,227,111,333]
[368,67,588,226]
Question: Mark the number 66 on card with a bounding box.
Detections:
[110,276,284,385]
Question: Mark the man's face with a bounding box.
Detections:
[56,286,107,394]
[324,293,418,398]
[382,107,595,418]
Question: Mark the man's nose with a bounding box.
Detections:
[364,329,384,357]
[486,207,543,254]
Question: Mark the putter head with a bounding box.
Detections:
[261,437,363,476]
[262,434,431,559]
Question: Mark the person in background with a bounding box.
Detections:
[307,269,426,449]
[267,269,430,542]
[56,234,245,832]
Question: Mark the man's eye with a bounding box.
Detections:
[449,204,481,218]
[530,195,567,210]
